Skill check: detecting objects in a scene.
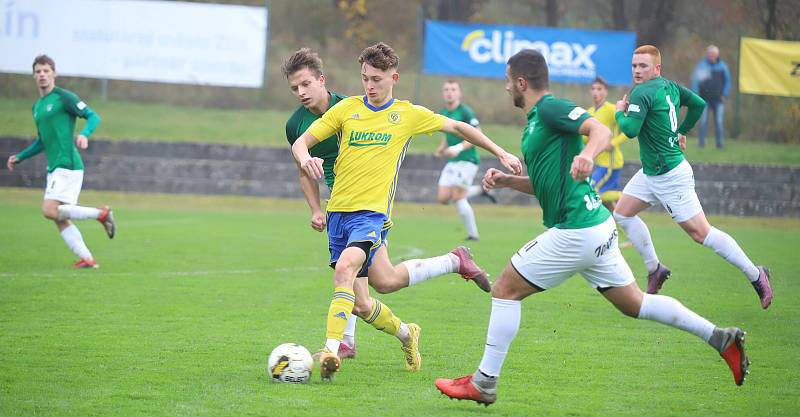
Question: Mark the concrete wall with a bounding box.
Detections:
[2,137,799,217]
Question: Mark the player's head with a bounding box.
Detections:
[505,49,549,109]
[442,80,461,107]
[282,48,328,111]
[358,42,399,107]
[632,45,661,84]
[590,76,609,105]
[32,54,56,90]
[705,45,720,63]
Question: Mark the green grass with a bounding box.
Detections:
[1,187,798,416]
[2,97,799,166]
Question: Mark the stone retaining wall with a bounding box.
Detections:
[2,137,798,217]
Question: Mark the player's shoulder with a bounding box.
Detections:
[459,102,476,114]
[538,94,583,119]
[285,105,307,130]
[53,86,80,103]
[632,77,667,95]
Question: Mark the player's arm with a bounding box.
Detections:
[440,118,522,175]
[294,159,326,232]
[615,94,645,138]
[678,85,706,136]
[291,131,324,180]
[483,168,534,195]
[572,118,612,181]
[433,137,448,158]
[8,135,44,171]
[63,91,100,149]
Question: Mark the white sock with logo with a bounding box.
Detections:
[402,254,458,286]
[478,298,521,377]
[613,213,660,273]
[456,198,479,239]
[58,205,101,221]
[343,314,357,347]
[637,294,715,342]
[702,227,760,282]
[60,224,92,260]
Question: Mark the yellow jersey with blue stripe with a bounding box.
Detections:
[307,96,446,217]
[584,102,628,169]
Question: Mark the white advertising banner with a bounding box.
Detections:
[0,0,267,87]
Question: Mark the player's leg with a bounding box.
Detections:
[713,100,725,148]
[613,170,669,292]
[436,228,574,405]
[654,160,771,308]
[602,283,749,385]
[454,162,480,240]
[678,211,771,308]
[43,169,97,268]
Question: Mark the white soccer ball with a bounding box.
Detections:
[268,343,313,384]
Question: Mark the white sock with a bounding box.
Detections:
[703,227,760,282]
[402,254,458,286]
[325,338,340,355]
[478,298,521,377]
[396,322,410,345]
[60,224,92,260]
[456,198,479,239]
[637,294,715,342]
[57,205,101,221]
[467,185,483,199]
[614,213,659,273]
[343,314,357,347]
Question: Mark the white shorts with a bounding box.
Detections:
[510,217,635,290]
[621,159,703,223]
[437,161,479,189]
[44,168,83,205]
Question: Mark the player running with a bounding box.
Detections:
[291,42,522,381]
[434,49,750,406]
[7,54,115,269]
[612,45,772,307]
[434,80,496,241]
[282,48,492,361]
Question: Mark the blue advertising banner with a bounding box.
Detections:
[423,20,636,86]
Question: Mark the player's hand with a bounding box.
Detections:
[433,148,444,158]
[615,94,628,113]
[443,146,460,159]
[570,154,594,181]
[498,151,522,176]
[6,155,18,171]
[310,210,326,232]
[482,168,506,191]
[678,134,687,152]
[75,135,88,149]
[300,157,324,180]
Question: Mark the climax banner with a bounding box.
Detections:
[0,0,267,88]
[423,20,636,86]
[739,37,800,98]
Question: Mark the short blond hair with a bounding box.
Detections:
[634,45,661,66]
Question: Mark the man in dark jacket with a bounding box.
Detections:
[691,45,731,148]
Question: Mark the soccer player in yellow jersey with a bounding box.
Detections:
[585,76,628,213]
[292,42,522,381]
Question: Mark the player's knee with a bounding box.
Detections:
[689,231,706,244]
[41,206,58,220]
[437,196,450,205]
[369,280,397,294]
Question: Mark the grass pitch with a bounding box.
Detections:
[1,188,798,417]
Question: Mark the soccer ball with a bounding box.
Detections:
[268,343,313,384]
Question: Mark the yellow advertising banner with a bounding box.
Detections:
[739,37,800,97]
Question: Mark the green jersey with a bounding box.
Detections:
[285,91,346,190]
[16,87,101,172]
[621,76,702,175]
[522,94,609,229]
[440,103,480,164]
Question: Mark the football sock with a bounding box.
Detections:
[478,298,521,377]
[60,224,92,260]
[702,227,760,282]
[363,298,402,339]
[325,287,355,353]
[467,185,483,199]
[342,313,357,348]
[455,198,479,239]
[708,327,735,353]
[395,323,411,345]
[614,213,660,273]
[57,205,101,221]
[637,294,715,342]
[402,254,458,286]
[472,370,498,392]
